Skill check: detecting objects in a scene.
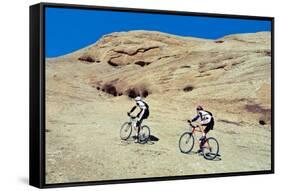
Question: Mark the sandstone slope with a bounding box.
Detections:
[45,30,272,183]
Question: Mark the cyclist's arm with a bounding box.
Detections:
[191,115,199,122]
[129,106,137,113]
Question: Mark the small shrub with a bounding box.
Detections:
[103,84,118,96]
[126,88,139,98]
[259,120,266,125]
[142,90,149,98]
[183,85,194,92]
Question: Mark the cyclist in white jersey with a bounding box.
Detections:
[190,105,214,153]
[128,96,150,142]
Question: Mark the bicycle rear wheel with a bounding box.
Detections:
[179,132,194,154]
[120,122,132,140]
[139,125,150,144]
[202,137,219,160]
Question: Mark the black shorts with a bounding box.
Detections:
[136,110,149,127]
[137,109,149,120]
[202,118,214,134]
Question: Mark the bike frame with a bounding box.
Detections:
[188,122,211,150]
[129,116,137,129]
[128,114,143,133]
[126,114,150,143]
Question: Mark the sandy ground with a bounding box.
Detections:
[45,83,271,184]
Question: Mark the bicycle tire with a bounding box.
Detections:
[139,125,150,144]
[120,122,132,140]
[202,137,219,160]
[179,132,195,154]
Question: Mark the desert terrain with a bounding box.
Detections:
[45,30,272,183]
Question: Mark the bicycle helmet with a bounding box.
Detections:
[135,96,142,101]
[196,105,203,111]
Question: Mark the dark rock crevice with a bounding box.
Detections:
[134,61,151,67]
[78,55,96,63]
[214,40,224,43]
[107,55,122,67]
[112,46,159,56]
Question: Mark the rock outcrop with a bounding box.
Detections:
[47,30,271,126]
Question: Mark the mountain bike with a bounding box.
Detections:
[179,120,219,160]
[120,113,150,144]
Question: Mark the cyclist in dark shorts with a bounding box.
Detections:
[190,105,214,153]
[128,96,150,143]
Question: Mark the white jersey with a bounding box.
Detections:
[199,110,212,125]
[136,100,148,110]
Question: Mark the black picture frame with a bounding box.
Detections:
[30,2,274,189]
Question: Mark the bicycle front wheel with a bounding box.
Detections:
[120,122,132,140]
[139,125,150,144]
[179,132,194,154]
[202,137,219,160]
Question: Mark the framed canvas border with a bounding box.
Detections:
[29,2,274,188]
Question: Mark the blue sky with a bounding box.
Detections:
[45,7,271,58]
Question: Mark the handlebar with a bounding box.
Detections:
[127,112,137,119]
[187,120,199,128]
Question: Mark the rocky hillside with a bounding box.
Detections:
[47,30,271,126]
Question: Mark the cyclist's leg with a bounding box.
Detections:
[199,124,209,149]
[137,109,145,126]
[200,124,212,149]
[195,124,203,152]
[202,120,212,136]
[138,109,148,134]
[134,119,143,143]
[135,110,145,142]
[136,119,144,133]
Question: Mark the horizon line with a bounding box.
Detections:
[45,30,271,59]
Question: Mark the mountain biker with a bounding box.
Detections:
[189,105,214,153]
[128,96,150,143]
